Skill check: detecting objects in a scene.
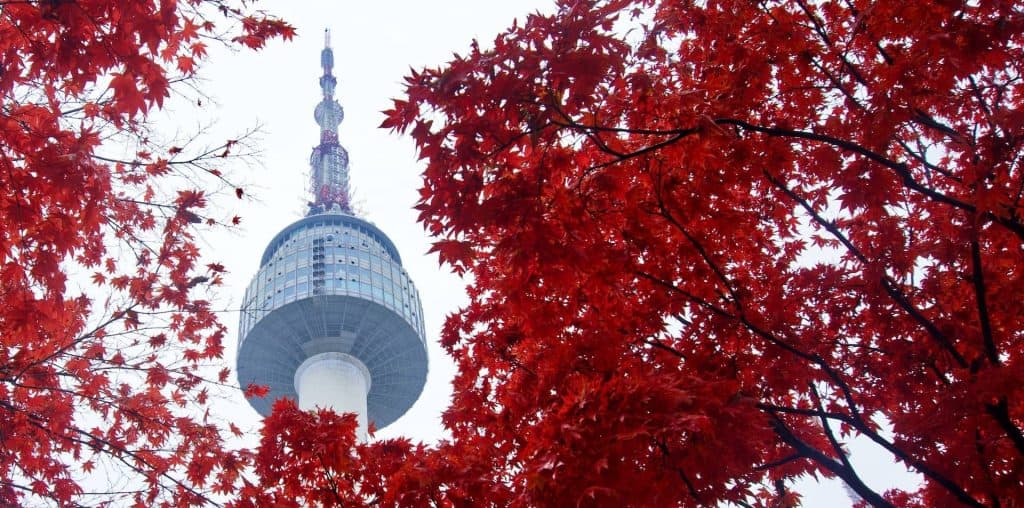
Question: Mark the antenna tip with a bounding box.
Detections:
[324,28,331,48]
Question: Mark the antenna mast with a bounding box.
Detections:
[308,28,351,215]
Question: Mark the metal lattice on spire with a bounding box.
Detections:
[308,28,352,215]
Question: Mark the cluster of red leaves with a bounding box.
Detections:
[239,398,527,507]
[0,1,291,505]
[233,399,407,507]
[371,0,1024,506]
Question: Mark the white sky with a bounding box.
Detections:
[188,2,914,505]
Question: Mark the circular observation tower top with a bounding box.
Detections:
[237,213,428,428]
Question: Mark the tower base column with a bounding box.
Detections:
[294,352,372,442]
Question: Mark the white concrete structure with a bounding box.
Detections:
[295,353,372,440]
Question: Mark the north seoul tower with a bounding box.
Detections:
[236,30,428,441]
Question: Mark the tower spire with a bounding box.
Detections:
[309,28,351,215]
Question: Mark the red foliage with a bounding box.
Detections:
[239,399,514,507]
[0,2,292,505]
[373,0,1024,506]
[234,399,366,507]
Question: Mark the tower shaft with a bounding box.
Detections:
[295,353,371,441]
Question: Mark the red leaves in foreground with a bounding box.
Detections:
[372,0,1024,506]
[238,399,507,508]
[243,382,270,399]
[236,399,365,507]
[7,0,1024,505]
[234,400,391,507]
[0,1,291,506]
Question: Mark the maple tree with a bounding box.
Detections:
[0,1,292,505]
[369,0,1024,506]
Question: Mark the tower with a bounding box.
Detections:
[236,30,428,441]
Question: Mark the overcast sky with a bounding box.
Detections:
[189,2,914,505]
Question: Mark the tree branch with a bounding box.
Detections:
[986,398,1024,457]
[766,412,893,508]
[970,234,999,367]
[762,170,969,369]
[717,118,1024,240]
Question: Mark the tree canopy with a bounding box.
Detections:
[0,1,291,505]
[376,0,1024,506]
[5,0,1024,506]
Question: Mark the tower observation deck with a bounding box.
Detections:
[236,30,428,440]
